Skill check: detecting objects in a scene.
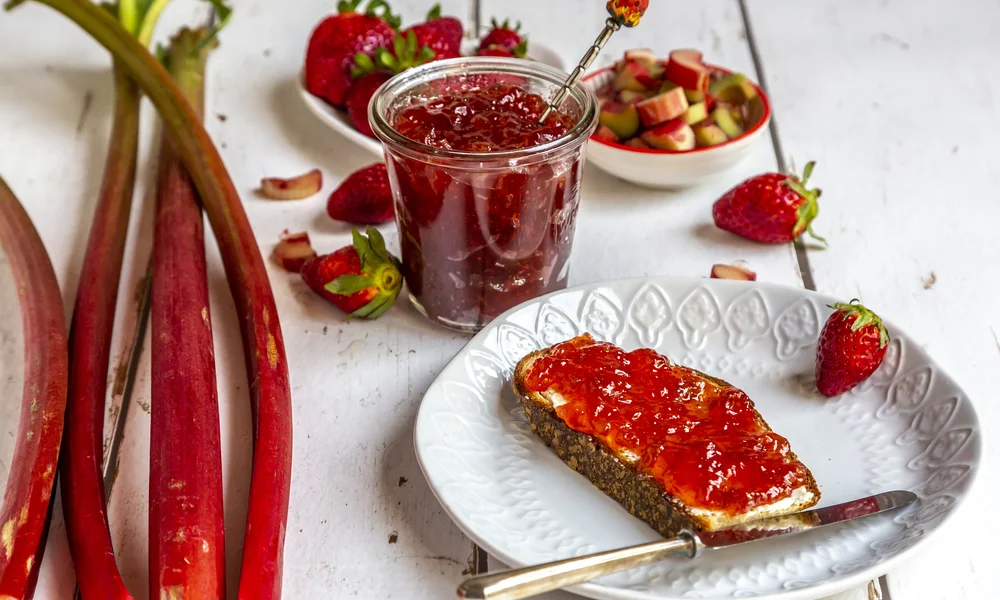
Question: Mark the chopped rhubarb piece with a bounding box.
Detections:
[260,168,322,200]
[711,262,757,281]
[626,137,652,149]
[712,106,744,139]
[616,89,650,105]
[599,101,640,139]
[636,87,688,127]
[684,88,705,103]
[274,231,318,273]
[693,123,728,147]
[613,60,654,92]
[683,102,708,125]
[709,73,758,104]
[623,48,658,70]
[594,124,620,143]
[640,118,696,151]
[746,95,767,128]
[665,49,709,92]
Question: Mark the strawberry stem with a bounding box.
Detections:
[829,299,890,348]
[784,161,827,247]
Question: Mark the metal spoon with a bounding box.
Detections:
[538,0,652,124]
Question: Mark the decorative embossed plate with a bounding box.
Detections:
[414,278,982,600]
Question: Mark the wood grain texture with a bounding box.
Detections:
[745,0,1000,598]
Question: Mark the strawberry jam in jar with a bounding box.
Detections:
[370,58,598,330]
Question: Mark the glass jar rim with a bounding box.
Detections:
[368,57,598,165]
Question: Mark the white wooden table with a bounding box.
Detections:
[1,0,997,598]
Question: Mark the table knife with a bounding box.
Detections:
[457,490,916,600]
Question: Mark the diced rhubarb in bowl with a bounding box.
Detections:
[583,49,772,188]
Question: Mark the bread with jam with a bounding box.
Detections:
[513,334,820,535]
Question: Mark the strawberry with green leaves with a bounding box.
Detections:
[712,161,826,245]
[402,3,463,61]
[815,300,890,397]
[305,0,400,107]
[300,227,403,319]
[478,18,528,56]
[346,31,435,137]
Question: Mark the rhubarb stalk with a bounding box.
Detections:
[149,29,225,600]
[58,62,140,600]
[5,1,294,597]
[0,177,69,599]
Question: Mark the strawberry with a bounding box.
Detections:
[476,41,528,58]
[712,161,826,245]
[346,32,436,137]
[478,18,527,55]
[304,0,399,108]
[815,300,890,397]
[401,3,463,61]
[327,163,394,224]
[300,227,403,319]
[345,70,390,137]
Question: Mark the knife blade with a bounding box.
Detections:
[456,490,917,600]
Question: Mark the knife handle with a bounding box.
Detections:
[456,535,698,600]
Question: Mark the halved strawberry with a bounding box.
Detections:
[300,227,403,319]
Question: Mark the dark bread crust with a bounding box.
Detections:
[513,347,821,534]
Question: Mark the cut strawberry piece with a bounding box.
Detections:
[301,227,403,319]
[665,49,709,92]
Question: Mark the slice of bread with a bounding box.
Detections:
[513,340,820,536]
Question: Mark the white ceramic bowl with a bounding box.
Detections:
[299,40,566,157]
[583,66,772,189]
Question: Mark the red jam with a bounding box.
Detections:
[523,335,812,516]
[387,81,583,329]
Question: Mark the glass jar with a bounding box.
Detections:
[369,57,598,331]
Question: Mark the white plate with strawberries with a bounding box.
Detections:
[414,277,982,600]
[299,2,565,156]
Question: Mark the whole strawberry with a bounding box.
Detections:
[346,32,436,137]
[478,18,527,55]
[301,227,403,319]
[345,70,390,137]
[712,161,826,245]
[305,0,399,107]
[402,3,463,61]
[327,163,394,224]
[815,300,889,397]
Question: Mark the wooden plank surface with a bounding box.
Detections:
[4,0,988,598]
[744,0,1000,598]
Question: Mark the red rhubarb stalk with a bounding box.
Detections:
[59,62,140,600]
[6,2,294,597]
[149,29,225,600]
[0,176,69,599]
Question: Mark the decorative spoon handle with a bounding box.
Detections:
[538,0,651,124]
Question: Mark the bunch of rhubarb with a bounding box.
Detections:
[595,49,767,150]
[4,0,293,597]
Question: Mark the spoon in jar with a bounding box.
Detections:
[538,0,651,124]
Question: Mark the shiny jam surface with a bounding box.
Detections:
[388,80,584,328]
[394,82,576,152]
[523,334,812,515]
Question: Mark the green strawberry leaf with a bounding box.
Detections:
[365,0,401,29]
[338,0,363,14]
[513,39,529,58]
[326,274,375,296]
[426,3,441,20]
[828,299,890,348]
[348,291,393,319]
[365,226,391,264]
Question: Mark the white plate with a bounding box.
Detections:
[298,40,566,157]
[414,277,982,600]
